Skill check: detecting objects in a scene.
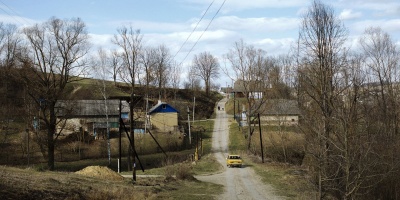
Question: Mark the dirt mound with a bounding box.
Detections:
[75,166,124,181]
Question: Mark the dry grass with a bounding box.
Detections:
[0,165,221,200]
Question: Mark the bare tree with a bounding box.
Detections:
[192,51,219,96]
[112,26,142,92]
[91,48,113,164]
[170,62,182,102]
[225,39,271,150]
[153,44,171,99]
[184,64,202,91]
[139,46,156,94]
[360,27,400,137]
[20,17,90,170]
[357,27,400,199]
[112,26,143,177]
[0,23,21,144]
[110,49,122,85]
[296,0,353,198]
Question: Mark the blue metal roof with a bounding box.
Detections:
[148,102,179,114]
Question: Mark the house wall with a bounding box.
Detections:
[260,115,299,126]
[150,112,178,132]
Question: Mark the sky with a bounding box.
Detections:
[0,0,399,87]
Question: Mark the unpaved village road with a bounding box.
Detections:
[195,98,284,200]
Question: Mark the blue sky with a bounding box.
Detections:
[0,0,399,86]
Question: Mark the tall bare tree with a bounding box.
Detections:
[0,23,21,144]
[91,48,113,164]
[112,26,142,92]
[296,0,347,198]
[192,51,220,96]
[112,26,143,177]
[360,27,400,137]
[153,44,171,99]
[20,17,90,170]
[358,27,400,199]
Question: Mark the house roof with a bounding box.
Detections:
[148,102,179,114]
[254,99,301,116]
[56,100,130,117]
[233,79,266,93]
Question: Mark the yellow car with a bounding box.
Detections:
[226,155,242,168]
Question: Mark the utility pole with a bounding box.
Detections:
[26,129,30,165]
[233,92,236,119]
[187,106,191,144]
[258,113,264,163]
[118,99,122,173]
[129,95,136,182]
[193,97,195,124]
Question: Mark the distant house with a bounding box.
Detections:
[249,99,301,126]
[233,79,267,99]
[56,99,135,138]
[147,101,179,133]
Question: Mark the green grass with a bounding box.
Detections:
[228,121,247,154]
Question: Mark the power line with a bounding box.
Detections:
[0,0,32,26]
[178,0,226,67]
[172,0,216,60]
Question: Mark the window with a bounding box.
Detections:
[162,104,166,109]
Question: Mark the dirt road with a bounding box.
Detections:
[196,98,284,200]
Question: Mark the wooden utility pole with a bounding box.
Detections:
[233,92,236,119]
[118,99,122,173]
[187,106,191,144]
[129,97,136,182]
[258,113,264,163]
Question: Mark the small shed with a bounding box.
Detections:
[148,101,179,133]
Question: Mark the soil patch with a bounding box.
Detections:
[75,166,124,181]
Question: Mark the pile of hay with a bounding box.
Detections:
[75,166,124,181]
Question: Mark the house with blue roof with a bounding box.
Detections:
[148,100,179,133]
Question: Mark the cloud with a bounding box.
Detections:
[0,14,37,28]
[336,0,400,17]
[185,0,309,11]
[201,16,299,35]
[339,9,362,20]
[351,19,400,35]
[255,37,296,55]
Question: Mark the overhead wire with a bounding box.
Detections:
[172,0,216,60]
[178,0,227,67]
[0,0,32,26]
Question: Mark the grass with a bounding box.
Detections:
[0,165,223,200]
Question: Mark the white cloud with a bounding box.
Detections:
[186,0,309,11]
[108,20,188,33]
[255,37,296,55]
[203,16,299,34]
[351,19,400,35]
[339,9,362,20]
[336,0,400,17]
[0,14,38,28]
